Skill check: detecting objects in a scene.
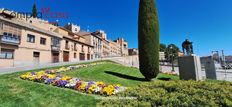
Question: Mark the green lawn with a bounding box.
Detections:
[0,61,178,107]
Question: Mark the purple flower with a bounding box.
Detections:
[88,81,95,85]
[56,80,69,87]
[45,70,51,74]
[31,72,36,75]
[56,75,62,78]
[115,86,120,90]
[45,78,54,84]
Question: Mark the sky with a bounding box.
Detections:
[0,0,232,56]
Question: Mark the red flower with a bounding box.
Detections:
[74,81,82,90]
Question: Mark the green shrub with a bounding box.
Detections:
[97,80,232,107]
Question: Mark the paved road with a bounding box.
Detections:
[0,57,120,75]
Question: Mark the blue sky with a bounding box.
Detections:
[0,0,232,56]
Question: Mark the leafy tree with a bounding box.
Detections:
[32,4,37,18]
[138,0,160,81]
[160,43,166,52]
[165,44,180,62]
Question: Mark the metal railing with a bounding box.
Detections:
[0,35,20,45]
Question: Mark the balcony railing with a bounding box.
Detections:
[0,35,20,45]
[65,45,70,50]
[51,45,60,51]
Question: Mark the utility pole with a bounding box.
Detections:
[222,50,227,80]
[170,46,175,72]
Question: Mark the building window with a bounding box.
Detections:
[74,53,77,58]
[27,34,35,43]
[79,53,85,61]
[51,37,60,47]
[0,22,3,30]
[82,45,84,52]
[74,43,77,51]
[65,41,69,50]
[33,52,40,57]
[0,49,14,59]
[40,37,46,45]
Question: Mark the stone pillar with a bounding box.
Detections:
[204,56,217,80]
[178,55,203,81]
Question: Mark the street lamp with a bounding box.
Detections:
[170,46,175,72]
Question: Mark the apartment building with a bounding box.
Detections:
[0,9,129,67]
[159,52,166,61]
[55,27,94,62]
[97,30,110,58]
[0,11,63,67]
[0,9,94,67]
[128,48,138,56]
[102,40,110,57]
[114,38,128,56]
[109,40,121,57]
[78,31,103,59]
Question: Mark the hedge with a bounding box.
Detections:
[97,80,232,107]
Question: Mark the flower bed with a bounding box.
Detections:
[20,62,127,96]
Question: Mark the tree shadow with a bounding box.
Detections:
[157,77,171,81]
[104,71,148,81]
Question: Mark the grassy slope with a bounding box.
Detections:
[0,61,178,107]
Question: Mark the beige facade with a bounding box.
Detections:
[109,40,121,57]
[0,15,63,67]
[79,31,103,59]
[114,38,129,56]
[55,27,94,62]
[98,30,110,58]
[0,10,93,67]
[128,48,138,56]
[102,40,110,57]
[159,52,166,61]
[0,9,129,67]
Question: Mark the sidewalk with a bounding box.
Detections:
[0,57,121,75]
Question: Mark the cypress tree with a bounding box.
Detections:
[32,4,37,18]
[138,0,160,80]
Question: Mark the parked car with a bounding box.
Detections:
[222,64,232,69]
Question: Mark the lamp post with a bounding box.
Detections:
[170,46,175,72]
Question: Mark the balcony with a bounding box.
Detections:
[51,37,61,51]
[65,45,70,50]
[0,34,20,45]
[51,45,60,51]
[74,48,78,51]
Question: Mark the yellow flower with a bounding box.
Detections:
[29,76,36,81]
[115,84,121,87]
[20,75,28,79]
[37,71,45,75]
[96,82,104,85]
[47,74,55,79]
[61,76,71,81]
[88,85,97,94]
[102,85,115,95]
[79,83,87,91]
